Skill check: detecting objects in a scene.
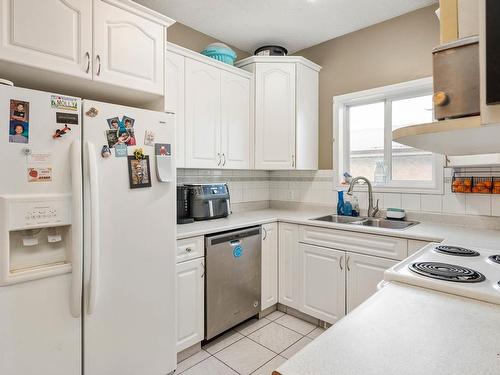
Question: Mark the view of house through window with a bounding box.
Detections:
[338,79,439,191]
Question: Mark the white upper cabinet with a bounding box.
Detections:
[255,63,296,169]
[0,0,93,78]
[236,56,321,170]
[169,43,252,169]
[166,51,185,168]
[93,0,165,94]
[220,70,251,169]
[261,222,278,311]
[185,59,222,168]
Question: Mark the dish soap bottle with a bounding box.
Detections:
[351,195,360,217]
[337,191,345,215]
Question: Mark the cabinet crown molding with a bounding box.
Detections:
[235,55,322,72]
[107,0,175,26]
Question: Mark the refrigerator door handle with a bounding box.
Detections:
[87,141,100,315]
[70,140,83,318]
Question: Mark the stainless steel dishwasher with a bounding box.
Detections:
[205,226,261,340]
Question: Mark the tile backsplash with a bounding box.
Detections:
[177,168,500,218]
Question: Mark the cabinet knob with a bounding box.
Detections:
[185,247,192,253]
[433,91,449,106]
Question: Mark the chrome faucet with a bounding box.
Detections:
[346,176,379,217]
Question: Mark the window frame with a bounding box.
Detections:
[333,77,444,194]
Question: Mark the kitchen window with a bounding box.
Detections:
[333,78,444,194]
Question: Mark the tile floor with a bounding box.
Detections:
[176,311,326,375]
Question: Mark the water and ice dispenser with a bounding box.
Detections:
[0,195,73,285]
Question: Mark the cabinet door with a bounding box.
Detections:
[0,0,92,78]
[255,63,296,169]
[261,222,278,310]
[176,258,204,353]
[299,244,345,324]
[93,0,164,94]
[166,51,185,168]
[185,59,221,168]
[346,252,397,313]
[220,71,251,169]
[278,223,300,309]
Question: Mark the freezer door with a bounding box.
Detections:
[0,86,82,375]
[82,100,176,375]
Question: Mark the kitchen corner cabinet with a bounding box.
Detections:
[176,257,204,353]
[261,223,278,310]
[278,223,300,309]
[236,56,321,170]
[0,0,172,95]
[168,43,252,169]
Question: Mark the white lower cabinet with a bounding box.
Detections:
[299,243,346,324]
[261,223,278,310]
[176,257,204,353]
[278,223,300,310]
[346,253,397,313]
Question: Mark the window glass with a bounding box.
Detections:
[348,102,384,181]
[392,95,434,181]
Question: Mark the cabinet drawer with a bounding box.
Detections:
[176,236,204,263]
[299,225,408,260]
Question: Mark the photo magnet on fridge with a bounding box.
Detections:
[107,117,120,130]
[105,130,119,148]
[122,116,135,129]
[144,130,155,146]
[9,99,29,144]
[114,143,128,157]
[118,128,136,146]
[154,143,171,156]
[127,155,151,189]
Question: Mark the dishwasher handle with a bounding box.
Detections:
[206,226,261,246]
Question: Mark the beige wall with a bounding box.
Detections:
[295,5,440,169]
[167,22,250,60]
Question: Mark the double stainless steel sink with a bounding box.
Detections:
[312,215,419,230]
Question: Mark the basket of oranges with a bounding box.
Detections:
[492,178,500,194]
[452,175,472,193]
[471,177,493,194]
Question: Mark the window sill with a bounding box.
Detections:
[335,183,444,195]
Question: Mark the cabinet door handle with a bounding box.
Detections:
[222,153,226,166]
[291,154,295,168]
[346,256,351,271]
[84,52,90,73]
[201,262,205,278]
[217,153,221,166]
[96,55,101,76]
[339,255,344,270]
[262,227,267,241]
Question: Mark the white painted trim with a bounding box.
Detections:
[167,42,252,79]
[332,77,444,195]
[235,56,322,72]
[104,0,175,26]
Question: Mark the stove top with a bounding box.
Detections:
[384,243,500,305]
[434,245,481,257]
[409,262,486,283]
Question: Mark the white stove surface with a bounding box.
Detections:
[384,243,500,305]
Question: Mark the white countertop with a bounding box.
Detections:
[276,282,500,375]
[177,207,500,248]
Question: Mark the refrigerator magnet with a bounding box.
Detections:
[144,130,155,146]
[154,143,173,182]
[114,143,128,157]
[101,145,111,158]
[53,125,71,139]
[9,99,29,144]
[85,107,98,117]
[27,167,52,182]
[56,112,79,125]
[122,116,135,129]
[50,95,78,111]
[127,155,151,189]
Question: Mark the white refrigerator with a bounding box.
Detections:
[0,85,176,375]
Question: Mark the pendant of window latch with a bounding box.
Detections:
[53,124,71,139]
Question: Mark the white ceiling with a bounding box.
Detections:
[136,0,437,54]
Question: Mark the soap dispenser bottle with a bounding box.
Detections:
[337,191,345,215]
